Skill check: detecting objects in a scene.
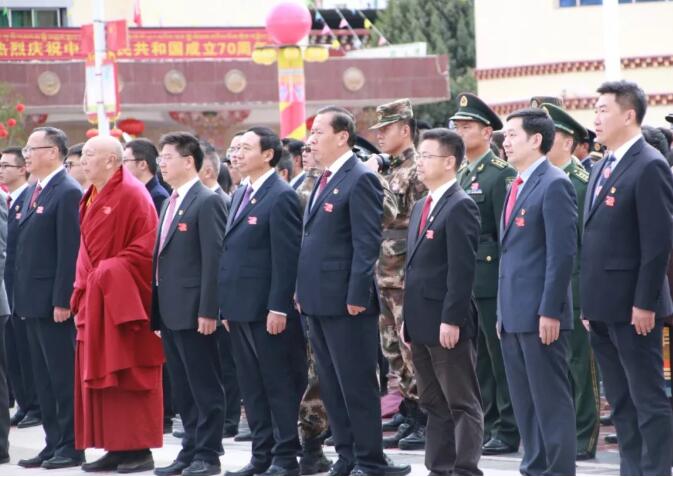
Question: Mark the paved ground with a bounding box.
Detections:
[1,413,623,476]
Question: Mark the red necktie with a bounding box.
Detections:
[504,177,524,225]
[30,184,42,208]
[317,170,332,197]
[418,195,433,236]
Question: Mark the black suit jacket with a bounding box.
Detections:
[291,171,306,191]
[145,175,169,216]
[403,182,481,346]
[212,185,232,217]
[581,138,673,322]
[296,155,383,317]
[5,186,28,310]
[219,173,302,322]
[152,180,227,330]
[14,170,82,318]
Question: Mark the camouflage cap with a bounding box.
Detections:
[530,96,564,108]
[370,98,414,129]
[449,93,503,130]
[540,103,587,140]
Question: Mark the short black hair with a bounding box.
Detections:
[217,162,233,192]
[159,131,204,172]
[282,138,305,158]
[2,146,25,166]
[506,108,556,154]
[416,119,432,131]
[316,106,356,147]
[658,127,673,148]
[642,125,670,158]
[275,150,294,178]
[246,127,283,167]
[66,142,84,160]
[125,138,159,175]
[420,128,466,170]
[33,126,68,158]
[597,80,647,125]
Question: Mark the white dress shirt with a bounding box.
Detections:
[427,178,457,216]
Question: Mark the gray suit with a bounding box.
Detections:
[0,192,10,460]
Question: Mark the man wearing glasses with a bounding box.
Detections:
[64,144,89,191]
[0,147,41,432]
[123,139,169,216]
[14,127,84,469]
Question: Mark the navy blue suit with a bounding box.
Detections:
[296,155,386,474]
[581,138,673,475]
[497,159,577,475]
[145,175,169,216]
[4,187,40,420]
[291,171,306,191]
[219,172,307,470]
[581,157,594,174]
[14,169,82,461]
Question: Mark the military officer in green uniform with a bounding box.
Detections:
[540,102,601,460]
[369,99,428,451]
[452,93,520,455]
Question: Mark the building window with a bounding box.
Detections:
[0,7,66,27]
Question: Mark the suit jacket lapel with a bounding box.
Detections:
[305,156,356,226]
[501,160,547,242]
[159,181,201,253]
[19,170,66,226]
[226,173,277,236]
[227,185,245,230]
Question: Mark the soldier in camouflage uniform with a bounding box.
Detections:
[370,99,428,451]
[452,93,521,455]
[540,102,600,460]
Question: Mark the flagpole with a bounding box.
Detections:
[92,0,109,135]
[602,0,621,80]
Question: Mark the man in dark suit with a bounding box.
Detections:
[152,132,227,477]
[0,190,10,464]
[296,106,410,477]
[282,138,306,190]
[219,127,307,476]
[0,147,40,429]
[14,127,84,469]
[123,139,169,215]
[498,109,578,475]
[581,80,673,475]
[402,128,482,475]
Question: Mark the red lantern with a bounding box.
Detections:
[110,128,123,138]
[15,103,25,113]
[86,128,99,139]
[117,118,145,136]
[6,118,16,127]
[265,2,312,45]
[0,128,7,138]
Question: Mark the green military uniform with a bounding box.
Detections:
[541,102,601,457]
[370,99,427,436]
[452,93,520,450]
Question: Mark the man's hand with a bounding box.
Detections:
[347,304,366,316]
[222,319,230,332]
[399,322,410,349]
[539,316,560,345]
[363,156,380,173]
[54,307,71,323]
[197,317,217,335]
[439,323,460,349]
[631,307,655,336]
[267,311,287,335]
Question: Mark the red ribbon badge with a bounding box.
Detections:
[425,229,434,240]
[605,196,615,207]
[324,203,334,213]
[248,216,258,225]
[515,217,525,227]
[178,223,188,232]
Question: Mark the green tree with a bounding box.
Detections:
[374,0,476,126]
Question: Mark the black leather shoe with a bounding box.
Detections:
[181,460,220,476]
[383,422,413,449]
[300,450,332,475]
[398,425,425,450]
[605,433,618,444]
[155,460,190,476]
[259,464,300,476]
[576,451,595,461]
[41,455,84,469]
[0,454,9,464]
[223,425,238,438]
[82,452,125,472]
[482,437,517,455]
[118,451,155,474]
[9,411,26,426]
[350,464,411,476]
[233,430,252,442]
[18,455,47,468]
[599,414,612,426]
[17,415,42,429]
[173,430,186,439]
[224,462,268,476]
[381,413,406,432]
[328,458,354,476]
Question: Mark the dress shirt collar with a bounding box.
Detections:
[611,133,643,167]
[10,183,29,204]
[518,156,547,187]
[248,168,276,198]
[37,165,65,189]
[428,178,456,215]
[175,176,200,200]
[325,150,353,182]
[289,170,305,187]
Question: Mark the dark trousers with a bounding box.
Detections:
[24,317,81,460]
[475,297,519,447]
[590,320,673,475]
[230,319,307,468]
[412,339,483,476]
[501,330,576,476]
[162,327,225,465]
[307,314,387,474]
[218,328,241,432]
[0,315,9,459]
[5,314,40,417]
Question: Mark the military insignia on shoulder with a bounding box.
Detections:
[491,157,508,169]
[574,168,589,183]
[458,162,467,172]
[477,164,485,172]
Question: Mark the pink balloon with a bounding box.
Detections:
[265,2,312,45]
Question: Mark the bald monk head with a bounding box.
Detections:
[81,135,124,191]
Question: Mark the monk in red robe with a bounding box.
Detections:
[72,136,165,473]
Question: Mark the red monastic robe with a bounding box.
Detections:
[72,167,164,451]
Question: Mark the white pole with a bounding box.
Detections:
[93,0,109,135]
[602,0,621,80]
